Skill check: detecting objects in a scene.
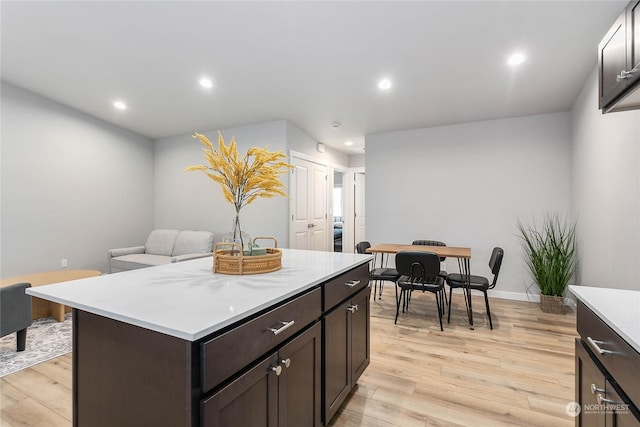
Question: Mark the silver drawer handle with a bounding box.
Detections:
[591,384,605,394]
[597,394,621,405]
[268,320,295,336]
[586,337,612,356]
[346,304,358,313]
[345,280,361,287]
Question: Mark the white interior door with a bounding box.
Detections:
[354,172,366,245]
[289,155,328,251]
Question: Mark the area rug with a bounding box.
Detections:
[0,313,72,377]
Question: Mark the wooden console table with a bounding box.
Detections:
[0,270,101,321]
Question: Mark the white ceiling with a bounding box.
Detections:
[0,1,626,154]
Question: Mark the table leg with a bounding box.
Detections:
[458,258,474,330]
[52,302,66,322]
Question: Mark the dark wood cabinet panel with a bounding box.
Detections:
[599,12,628,109]
[202,322,322,427]
[201,288,321,393]
[323,286,371,424]
[279,322,322,427]
[576,339,607,427]
[73,310,195,427]
[201,353,279,427]
[599,0,640,112]
[575,301,640,426]
[323,263,369,311]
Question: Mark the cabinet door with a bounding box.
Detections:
[627,1,640,87]
[350,287,370,384]
[604,380,640,427]
[279,322,322,427]
[599,12,628,109]
[323,300,352,423]
[201,353,279,427]
[575,339,606,427]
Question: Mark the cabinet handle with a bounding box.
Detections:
[591,384,605,394]
[346,304,358,313]
[616,69,635,81]
[280,358,291,368]
[586,337,612,356]
[268,320,295,335]
[269,365,282,376]
[597,393,621,405]
[345,280,361,287]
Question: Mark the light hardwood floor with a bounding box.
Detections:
[1,285,577,427]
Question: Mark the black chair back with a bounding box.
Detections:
[412,240,446,262]
[355,241,371,254]
[488,247,504,289]
[396,251,441,283]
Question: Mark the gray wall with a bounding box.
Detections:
[1,82,154,276]
[154,120,290,247]
[365,112,572,300]
[571,69,640,290]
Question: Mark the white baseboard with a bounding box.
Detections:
[451,288,577,311]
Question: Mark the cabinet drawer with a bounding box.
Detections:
[201,287,322,393]
[323,263,369,311]
[577,301,640,409]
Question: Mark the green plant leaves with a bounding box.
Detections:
[516,214,577,297]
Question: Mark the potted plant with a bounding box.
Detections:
[516,214,577,314]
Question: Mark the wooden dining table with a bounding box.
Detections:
[366,243,476,329]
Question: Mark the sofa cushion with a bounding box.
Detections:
[145,229,179,256]
[172,230,214,256]
[110,254,172,272]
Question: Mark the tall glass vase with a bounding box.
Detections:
[223,213,251,254]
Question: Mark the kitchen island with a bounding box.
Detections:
[570,285,640,426]
[27,249,372,427]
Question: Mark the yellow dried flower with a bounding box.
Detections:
[185,131,293,214]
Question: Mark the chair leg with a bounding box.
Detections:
[16,328,27,352]
[436,291,443,331]
[394,285,401,324]
[483,290,493,330]
[379,281,384,298]
[447,286,453,324]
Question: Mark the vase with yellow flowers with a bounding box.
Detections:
[186,131,292,253]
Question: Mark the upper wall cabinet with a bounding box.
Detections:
[599,0,640,112]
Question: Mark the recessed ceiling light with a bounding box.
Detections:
[199,78,213,88]
[507,52,526,66]
[378,78,392,90]
[113,100,127,110]
[344,140,354,146]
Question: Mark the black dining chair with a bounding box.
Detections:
[411,240,449,305]
[445,247,503,330]
[394,251,445,330]
[356,241,400,300]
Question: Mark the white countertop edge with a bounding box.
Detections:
[26,256,372,341]
[569,285,640,354]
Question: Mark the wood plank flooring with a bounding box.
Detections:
[0,285,577,426]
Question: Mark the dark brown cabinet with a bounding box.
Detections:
[599,0,640,112]
[575,301,640,426]
[323,286,370,424]
[201,321,322,427]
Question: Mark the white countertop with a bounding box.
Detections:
[569,285,640,354]
[27,249,372,341]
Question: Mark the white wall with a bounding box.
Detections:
[570,69,640,290]
[0,82,155,276]
[154,120,290,247]
[365,113,572,299]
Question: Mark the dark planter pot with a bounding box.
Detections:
[539,294,567,314]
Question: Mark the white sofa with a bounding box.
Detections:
[108,229,214,273]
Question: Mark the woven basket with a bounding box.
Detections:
[214,237,282,275]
